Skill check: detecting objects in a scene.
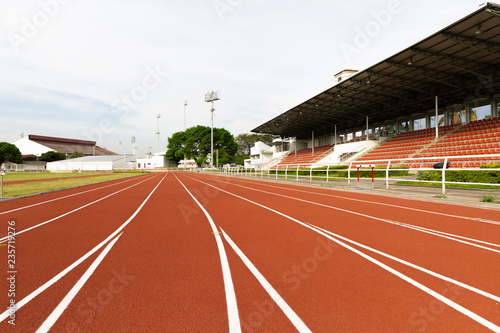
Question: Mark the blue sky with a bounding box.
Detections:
[0,0,486,156]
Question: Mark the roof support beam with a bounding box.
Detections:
[411,48,493,80]
[440,32,500,58]
[385,61,462,89]
[365,71,435,96]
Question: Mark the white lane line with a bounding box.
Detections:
[184,177,500,332]
[307,223,500,304]
[0,175,155,243]
[201,174,500,225]
[0,174,154,215]
[36,232,124,333]
[221,227,312,333]
[185,175,500,254]
[174,174,241,333]
[0,175,166,323]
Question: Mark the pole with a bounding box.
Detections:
[1,173,3,199]
[371,166,374,188]
[334,125,337,146]
[312,131,314,156]
[357,167,360,187]
[184,100,187,131]
[366,116,369,141]
[435,96,439,138]
[211,101,214,169]
[156,114,160,155]
[295,136,297,157]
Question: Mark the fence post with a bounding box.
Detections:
[276,167,278,180]
[357,166,360,187]
[285,165,288,181]
[348,162,352,187]
[297,165,299,182]
[442,158,447,195]
[371,166,374,188]
[310,165,313,183]
[386,161,391,189]
[326,165,330,185]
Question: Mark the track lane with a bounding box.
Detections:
[178,172,500,331]
[184,174,500,295]
[199,174,500,243]
[0,174,165,331]
[45,173,234,332]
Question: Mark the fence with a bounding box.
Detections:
[221,154,500,195]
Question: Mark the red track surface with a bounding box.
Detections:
[1,172,499,332]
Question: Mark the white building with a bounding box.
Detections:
[47,155,136,172]
[244,138,296,169]
[136,153,173,169]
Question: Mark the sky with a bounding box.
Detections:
[0,0,487,157]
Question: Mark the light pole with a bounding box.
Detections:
[156,113,161,155]
[184,100,188,130]
[205,90,221,169]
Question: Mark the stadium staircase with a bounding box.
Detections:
[272,145,334,169]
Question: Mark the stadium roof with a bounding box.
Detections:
[28,135,117,156]
[252,2,500,139]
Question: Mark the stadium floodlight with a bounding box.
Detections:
[156,113,161,155]
[205,90,221,169]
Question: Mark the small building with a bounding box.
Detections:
[136,153,173,169]
[178,159,197,169]
[46,155,136,172]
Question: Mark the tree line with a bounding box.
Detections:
[166,126,275,166]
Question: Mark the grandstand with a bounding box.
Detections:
[275,145,334,168]
[250,3,500,170]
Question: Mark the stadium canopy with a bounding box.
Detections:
[252,2,500,139]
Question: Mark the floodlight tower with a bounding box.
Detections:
[205,90,221,169]
[131,136,136,160]
[184,100,188,130]
[156,113,161,155]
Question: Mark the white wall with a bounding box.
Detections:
[12,136,50,156]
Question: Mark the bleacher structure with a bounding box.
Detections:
[250,4,500,171]
[353,117,500,167]
[273,145,334,169]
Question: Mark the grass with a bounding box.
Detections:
[434,194,447,199]
[480,195,499,203]
[1,172,109,182]
[1,173,143,198]
[396,181,500,190]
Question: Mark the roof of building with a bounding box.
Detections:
[28,135,117,156]
[252,2,500,139]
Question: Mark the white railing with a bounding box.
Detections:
[219,154,500,195]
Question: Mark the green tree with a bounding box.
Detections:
[39,151,66,162]
[166,126,238,166]
[235,133,275,156]
[69,152,84,159]
[0,142,22,165]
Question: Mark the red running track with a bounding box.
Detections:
[0,171,499,332]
